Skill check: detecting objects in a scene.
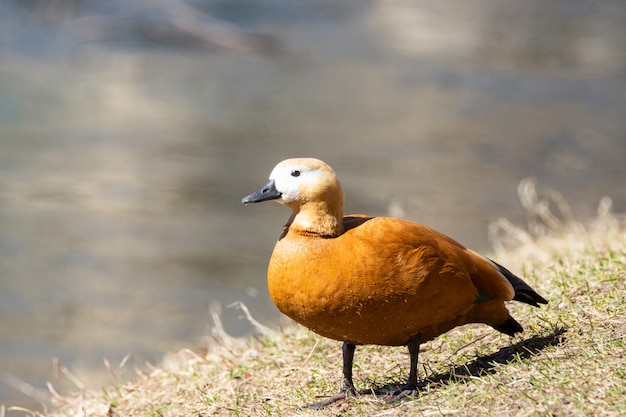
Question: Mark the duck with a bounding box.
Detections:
[241,157,547,408]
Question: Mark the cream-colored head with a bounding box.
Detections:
[242,158,345,236]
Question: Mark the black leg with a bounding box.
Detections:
[384,333,421,403]
[405,333,421,390]
[340,342,356,392]
[308,342,357,410]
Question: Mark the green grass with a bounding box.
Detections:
[15,190,626,417]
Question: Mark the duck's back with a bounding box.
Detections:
[268,215,516,346]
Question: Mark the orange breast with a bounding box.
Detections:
[267,216,513,346]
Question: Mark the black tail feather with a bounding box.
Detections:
[491,317,524,337]
[488,258,548,307]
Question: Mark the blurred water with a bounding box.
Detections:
[1,0,625,411]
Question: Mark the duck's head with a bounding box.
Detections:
[242,158,345,236]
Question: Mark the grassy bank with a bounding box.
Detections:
[14,189,626,416]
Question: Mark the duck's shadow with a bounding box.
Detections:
[367,327,567,400]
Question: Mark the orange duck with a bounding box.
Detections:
[242,158,547,408]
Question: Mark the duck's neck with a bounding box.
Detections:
[286,200,344,238]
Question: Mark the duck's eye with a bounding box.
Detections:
[291,170,301,177]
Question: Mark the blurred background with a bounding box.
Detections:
[1,0,625,411]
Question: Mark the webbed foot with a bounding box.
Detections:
[386,386,419,403]
[307,387,357,410]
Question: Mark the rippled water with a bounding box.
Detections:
[1,0,625,410]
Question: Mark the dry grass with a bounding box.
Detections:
[9,180,626,416]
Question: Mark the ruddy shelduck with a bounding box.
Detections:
[242,158,547,408]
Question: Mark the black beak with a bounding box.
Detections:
[242,179,282,204]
